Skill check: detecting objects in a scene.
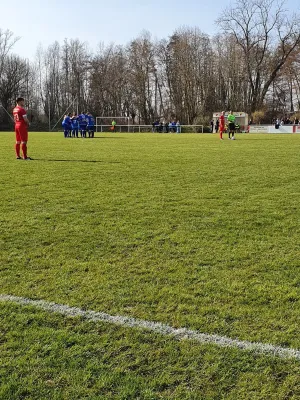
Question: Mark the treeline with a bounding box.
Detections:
[1,0,300,130]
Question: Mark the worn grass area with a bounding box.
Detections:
[1,131,300,399]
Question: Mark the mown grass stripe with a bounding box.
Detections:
[1,294,300,361]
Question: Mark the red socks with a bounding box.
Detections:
[21,143,27,159]
[15,143,28,159]
[15,143,21,157]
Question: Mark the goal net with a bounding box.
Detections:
[96,116,130,132]
[95,120,204,133]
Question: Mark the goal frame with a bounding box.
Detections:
[96,116,130,132]
[94,124,204,133]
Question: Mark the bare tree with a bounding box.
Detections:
[62,39,90,111]
[212,34,249,111]
[217,0,300,113]
[161,27,215,124]
[0,29,20,77]
[0,55,28,126]
[127,32,156,124]
[89,43,130,118]
[3,10,298,130]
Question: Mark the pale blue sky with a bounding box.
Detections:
[1,0,299,60]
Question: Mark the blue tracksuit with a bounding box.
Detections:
[71,117,79,137]
[78,114,87,137]
[87,115,95,137]
[62,116,72,137]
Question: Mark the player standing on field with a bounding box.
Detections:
[87,113,95,138]
[78,112,87,137]
[227,111,236,140]
[111,119,116,132]
[71,113,79,137]
[62,113,72,138]
[13,97,31,160]
[219,111,225,140]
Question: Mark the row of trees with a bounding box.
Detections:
[1,0,300,130]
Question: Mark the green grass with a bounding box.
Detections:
[1,131,300,399]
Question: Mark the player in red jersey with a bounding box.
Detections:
[219,111,225,140]
[13,97,31,160]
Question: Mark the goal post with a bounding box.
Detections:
[95,122,204,133]
[96,116,130,132]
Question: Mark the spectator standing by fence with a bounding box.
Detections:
[215,118,219,133]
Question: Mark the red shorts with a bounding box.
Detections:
[15,124,28,142]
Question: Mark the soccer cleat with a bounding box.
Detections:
[16,156,22,159]
[23,157,33,160]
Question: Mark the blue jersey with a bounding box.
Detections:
[71,117,79,128]
[87,115,95,127]
[78,114,87,126]
[62,116,71,128]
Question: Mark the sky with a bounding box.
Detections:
[1,0,299,60]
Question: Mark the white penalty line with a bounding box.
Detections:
[1,294,300,361]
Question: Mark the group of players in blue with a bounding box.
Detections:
[62,112,95,138]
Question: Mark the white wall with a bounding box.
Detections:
[249,125,300,133]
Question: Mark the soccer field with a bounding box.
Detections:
[1,132,300,399]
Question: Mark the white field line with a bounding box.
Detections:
[1,294,300,361]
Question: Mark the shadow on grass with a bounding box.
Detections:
[34,158,122,164]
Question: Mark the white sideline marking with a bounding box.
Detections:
[1,294,300,361]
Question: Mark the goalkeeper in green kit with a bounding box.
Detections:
[227,111,236,140]
[111,119,117,132]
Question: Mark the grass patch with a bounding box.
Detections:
[1,132,300,398]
